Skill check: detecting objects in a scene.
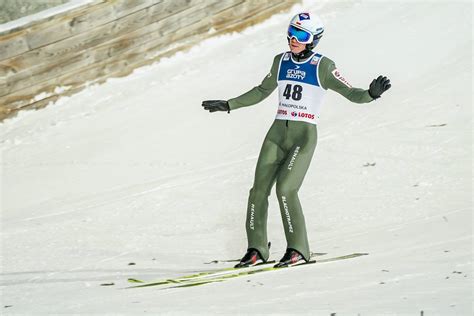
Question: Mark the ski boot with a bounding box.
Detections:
[274,248,306,268]
[234,248,264,268]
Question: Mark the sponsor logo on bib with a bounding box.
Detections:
[297,112,315,120]
[280,102,307,110]
[310,55,320,65]
[287,66,306,80]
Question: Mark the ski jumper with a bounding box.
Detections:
[228,52,373,261]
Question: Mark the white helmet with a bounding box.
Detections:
[287,12,324,49]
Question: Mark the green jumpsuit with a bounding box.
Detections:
[228,53,373,261]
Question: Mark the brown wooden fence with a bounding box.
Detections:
[0,0,299,121]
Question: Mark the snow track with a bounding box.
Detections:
[1,0,471,314]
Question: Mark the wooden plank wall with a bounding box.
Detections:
[0,0,299,121]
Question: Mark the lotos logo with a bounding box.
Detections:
[291,111,298,117]
[297,112,315,119]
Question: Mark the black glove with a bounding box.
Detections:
[368,75,391,99]
[202,100,230,113]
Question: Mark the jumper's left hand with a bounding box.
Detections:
[368,75,391,99]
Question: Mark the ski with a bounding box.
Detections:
[128,252,328,284]
[166,253,368,289]
[127,260,276,288]
[127,262,258,284]
[127,253,368,289]
[127,252,328,285]
[129,241,280,284]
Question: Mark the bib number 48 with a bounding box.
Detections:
[283,84,303,101]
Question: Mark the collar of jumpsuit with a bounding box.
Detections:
[291,49,314,62]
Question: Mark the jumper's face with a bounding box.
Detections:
[289,38,306,54]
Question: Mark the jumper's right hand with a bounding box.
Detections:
[202,100,230,113]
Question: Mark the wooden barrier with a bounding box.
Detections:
[0,0,299,121]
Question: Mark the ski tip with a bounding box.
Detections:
[204,259,240,264]
[127,278,144,283]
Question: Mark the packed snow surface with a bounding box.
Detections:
[1,0,472,315]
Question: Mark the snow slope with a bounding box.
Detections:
[1,0,472,315]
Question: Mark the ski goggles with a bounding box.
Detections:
[287,25,313,44]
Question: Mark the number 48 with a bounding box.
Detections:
[283,84,303,101]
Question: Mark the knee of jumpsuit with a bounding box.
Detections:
[249,185,273,200]
[275,180,300,200]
